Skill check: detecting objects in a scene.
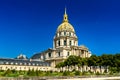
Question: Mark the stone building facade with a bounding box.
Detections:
[0,8,92,71]
[0,54,51,71]
[31,8,91,68]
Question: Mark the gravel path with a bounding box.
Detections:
[48,76,120,80]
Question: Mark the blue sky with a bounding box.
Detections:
[0,0,120,58]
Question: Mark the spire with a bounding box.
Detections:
[63,7,68,22]
[65,7,67,15]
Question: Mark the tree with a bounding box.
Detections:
[56,62,65,71]
[3,69,12,76]
[64,55,79,71]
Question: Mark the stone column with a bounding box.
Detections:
[72,40,74,46]
[75,41,76,46]
[56,40,58,47]
[60,39,62,46]
[67,38,69,46]
[83,50,85,58]
[53,40,55,48]
[76,41,78,46]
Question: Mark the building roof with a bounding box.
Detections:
[16,54,28,60]
[0,58,50,66]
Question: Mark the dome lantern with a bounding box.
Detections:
[63,8,68,22]
[57,8,75,33]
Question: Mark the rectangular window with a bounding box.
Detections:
[60,32,61,36]
[58,52,60,57]
[58,40,60,46]
[64,40,66,46]
[48,53,51,57]
[64,32,66,35]
[67,52,69,56]
[69,32,71,36]
[69,41,71,46]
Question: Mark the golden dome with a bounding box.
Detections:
[57,8,75,33]
[57,22,75,32]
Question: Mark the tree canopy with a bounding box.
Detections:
[56,53,120,73]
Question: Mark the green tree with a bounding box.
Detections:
[56,62,65,71]
[2,69,12,76]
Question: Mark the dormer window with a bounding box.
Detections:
[33,63,35,66]
[6,62,9,65]
[29,63,31,65]
[15,63,18,65]
[11,62,13,65]
[24,63,26,65]
[20,63,22,65]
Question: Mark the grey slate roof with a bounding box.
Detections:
[0,58,50,66]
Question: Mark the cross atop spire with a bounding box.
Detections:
[63,7,68,22]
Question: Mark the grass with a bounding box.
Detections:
[0,70,120,77]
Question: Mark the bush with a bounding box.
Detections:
[11,69,16,74]
[45,71,51,76]
[74,71,80,76]
[27,69,36,76]
[62,71,70,76]
[88,70,94,74]
[72,69,76,72]
[109,71,113,75]
[50,70,53,73]
[96,71,100,75]
[82,71,88,75]
[2,69,12,76]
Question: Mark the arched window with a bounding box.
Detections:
[69,32,71,36]
[81,50,84,54]
[67,52,69,56]
[64,40,66,46]
[58,40,60,46]
[58,52,60,57]
[48,53,51,57]
[64,32,66,35]
[59,32,61,36]
[69,41,71,46]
